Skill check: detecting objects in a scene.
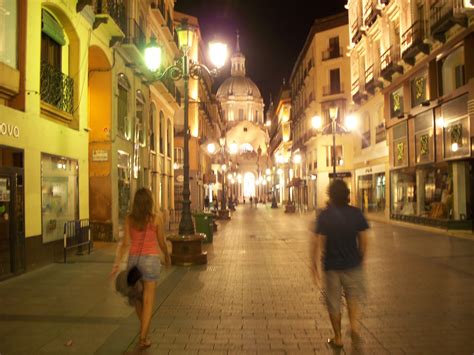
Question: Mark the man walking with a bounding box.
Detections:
[311,180,368,348]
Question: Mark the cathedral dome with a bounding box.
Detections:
[217,76,262,99]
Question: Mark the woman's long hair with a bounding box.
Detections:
[129,188,154,230]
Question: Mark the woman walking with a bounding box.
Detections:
[111,188,170,349]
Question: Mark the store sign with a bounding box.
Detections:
[0,122,20,138]
[92,150,109,162]
[329,172,352,178]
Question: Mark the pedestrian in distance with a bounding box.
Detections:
[111,188,171,350]
[204,195,210,211]
[249,196,253,208]
[311,179,368,349]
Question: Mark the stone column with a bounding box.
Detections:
[452,162,467,220]
[416,169,425,216]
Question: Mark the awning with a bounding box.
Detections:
[42,10,66,46]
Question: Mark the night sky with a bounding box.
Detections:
[175,0,348,107]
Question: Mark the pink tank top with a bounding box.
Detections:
[129,222,159,256]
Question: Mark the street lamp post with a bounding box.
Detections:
[145,20,227,263]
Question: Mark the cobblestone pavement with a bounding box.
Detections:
[1,205,474,354]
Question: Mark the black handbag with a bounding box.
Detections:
[127,265,142,286]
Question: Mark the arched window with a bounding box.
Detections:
[240,143,254,153]
[40,9,74,113]
[150,103,157,152]
[117,73,131,138]
[159,110,165,154]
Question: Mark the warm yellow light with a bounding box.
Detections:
[277,168,283,175]
[227,173,233,180]
[145,38,162,72]
[207,143,216,154]
[262,180,267,186]
[311,115,322,129]
[176,22,194,51]
[293,154,302,164]
[221,164,227,171]
[345,114,358,131]
[209,41,228,69]
[265,168,271,175]
[229,142,238,155]
[451,142,459,152]
[265,120,271,127]
[329,106,339,120]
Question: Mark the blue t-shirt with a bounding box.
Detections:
[315,204,369,271]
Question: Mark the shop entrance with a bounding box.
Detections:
[0,147,25,279]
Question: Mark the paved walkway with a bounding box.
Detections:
[1,206,474,354]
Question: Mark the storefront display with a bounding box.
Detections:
[117,151,130,223]
[390,164,466,221]
[41,154,78,243]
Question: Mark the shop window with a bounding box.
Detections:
[136,90,146,146]
[358,173,385,213]
[149,104,156,152]
[159,110,164,154]
[442,95,469,159]
[325,145,343,167]
[390,87,404,118]
[414,110,434,164]
[117,74,130,138]
[41,154,78,243]
[391,169,416,216]
[438,46,465,97]
[117,151,130,222]
[410,72,427,107]
[0,0,17,68]
[392,122,408,167]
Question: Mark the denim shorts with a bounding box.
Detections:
[127,255,161,282]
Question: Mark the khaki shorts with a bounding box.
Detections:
[324,266,365,315]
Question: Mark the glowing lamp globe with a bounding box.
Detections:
[209,41,228,69]
[207,143,216,154]
[345,115,358,131]
[176,21,194,51]
[145,37,162,72]
[311,115,322,129]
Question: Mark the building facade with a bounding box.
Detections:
[289,13,355,212]
[216,34,270,203]
[347,0,390,219]
[348,0,474,229]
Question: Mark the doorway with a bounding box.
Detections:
[0,146,25,279]
[243,172,255,197]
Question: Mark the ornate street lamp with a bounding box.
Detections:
[311,107,358,180]
[145,20,227,244]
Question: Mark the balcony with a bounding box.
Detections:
[380,45,403,81]
[351,20,363,44]
[122,18,146,65]
[40,61,74,115]
[322,47,343,61]
[401,21,430,66]
[162,76,181,106]
[93,1,126,42]
[323,84,344,96]
[430,0,467,43]
[364,65,383,94]
[351,79,367,104]
[363,0,381,28]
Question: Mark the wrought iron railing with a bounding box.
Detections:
[40,61,74,114]
[322,47,343,61]
[162,76,181,106]
[126,18,146,50]
[401,20,426,54]
[351,78,360,96]
[430,0,464,28]
[365,64,374,84]
[94,0,126,33]
[380,45,401,71]
[323,84,344,96]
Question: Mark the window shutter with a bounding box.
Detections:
[42,10,66,46]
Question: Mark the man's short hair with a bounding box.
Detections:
[328,179,350,207]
